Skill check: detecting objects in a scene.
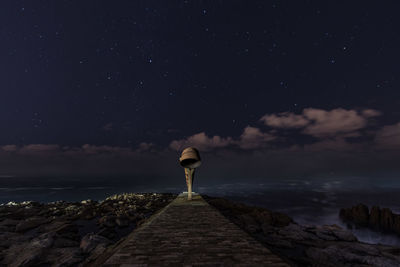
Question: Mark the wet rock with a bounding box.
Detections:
[341,204,400,237]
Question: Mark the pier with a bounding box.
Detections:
[96,193,288,266]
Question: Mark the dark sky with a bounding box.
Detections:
[1,1,400,181]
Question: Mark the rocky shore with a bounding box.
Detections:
[2,194,400,266]
[0,193,176,266]
[340,204,400,236]
[204,196,400,266]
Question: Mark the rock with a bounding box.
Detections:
[306,243,400,267]
[352,204,369,226]
[15,217,48,232]
[341,204,370,225]
[369,206,381,227]
[238,214,260,233]
[80,233,111,253]
[50,248,84,267]
[328,225,357,242]
[341,204,400,238]
[144,201,152,209]
[99,215,116,228]
[115,216,129,227]
[31,232,55,248]
[393,215,400,235]
[0,193,176,266]
[380,208,394,230]
[77,206,97,220]
[2,232,54,266]
[11,246,45,266]
[0,218,20,227]
[53,237,80,248]
[81,199,92,205]
[97,227,116,240]
[271,211,293,227]
[278,223,319,242]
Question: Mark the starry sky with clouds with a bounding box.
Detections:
[1,1,400,181]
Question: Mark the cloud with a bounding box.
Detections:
[136,142,155,152]
[19,144,60,154]
[169,132,233,152]
[237,126,276,149]
[81,144,132,154]
[375,122,400,149]
[260,112,309,128]
[169,126,277,151]
[302,108,368,137]
[260,108,382,138]
[362,109,382,118]
[1,145,17,152]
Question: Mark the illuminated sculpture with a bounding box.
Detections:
[179,147,201,200]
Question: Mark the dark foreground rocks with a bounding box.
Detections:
[204,196,400,267]
[0,193,176,266]
[340,204,400,236]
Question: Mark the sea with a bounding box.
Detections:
[1,175,400,247]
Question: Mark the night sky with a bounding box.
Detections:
[1,1,400,183]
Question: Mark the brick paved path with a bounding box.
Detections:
[102,193,289,266]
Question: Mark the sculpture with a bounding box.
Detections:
[179,147,201,200]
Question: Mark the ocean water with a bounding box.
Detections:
[1,175,400,246]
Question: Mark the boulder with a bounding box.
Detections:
[393,215,400,235]
[49,247,84,267]
[339,204,369,226]
[2,232,54,266]
[15,217,48,233]
[53,237,80,248]
[352,204,369,226]
[99,215,116,228]
[80,233,111,254]
[380,208,394,230]
[115,216,129,227]
[238,214,260,233]
[369,206,381,227]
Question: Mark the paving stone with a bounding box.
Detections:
[102,194,289,266]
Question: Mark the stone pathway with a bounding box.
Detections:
[101,193,289,266]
